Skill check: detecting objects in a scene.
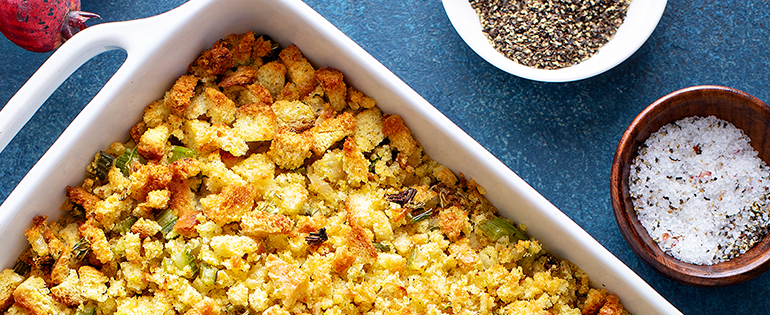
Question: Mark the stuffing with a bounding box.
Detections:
[278,44,316,97]
[0,269,24,311]
[234,101,278,142]
[309,111,356,156]
[258,61,287,99]
[7,32,628,315]
[267,128,313,170]
[165,75,199,117]
[200,185,257,225]
[315,67,347,111]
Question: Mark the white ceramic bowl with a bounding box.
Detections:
[0,0,679,313]
[442,0,668,82]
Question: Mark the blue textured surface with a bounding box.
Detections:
[1,0,769,313]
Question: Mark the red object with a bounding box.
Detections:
[0,0,98,52]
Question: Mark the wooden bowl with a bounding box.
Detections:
[611,85,770,286]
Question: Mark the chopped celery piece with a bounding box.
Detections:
[479,216,527,242]
[198,263,218,286]
[114,216,138,235]
[170,145,196,162]
[12,258,30,276]
[87,151,115,181]
[156,208,179,239]
[76,304,96,315]
[172,248,199,278]
[373,243,390,252]
[115,148,138,177]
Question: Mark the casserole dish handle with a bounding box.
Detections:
[0,7,189,154]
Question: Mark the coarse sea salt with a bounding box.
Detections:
[629,116,770,265]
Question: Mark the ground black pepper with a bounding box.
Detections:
[469,0,631,70]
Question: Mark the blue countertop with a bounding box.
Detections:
[1,0,769,313]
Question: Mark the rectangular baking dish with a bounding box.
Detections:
[0,0,680,313]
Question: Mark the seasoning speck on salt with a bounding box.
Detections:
[469,0,631,70]
[629,116,770,265]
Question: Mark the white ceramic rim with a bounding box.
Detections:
[442,0,668,82]
[0,0,679,313]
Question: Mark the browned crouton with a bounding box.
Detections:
[252,35,275,59]
[597,294,624,315]
[200,87,237,125]
[342,138,369,184]
[382,114,417,157]
[78,219,113,264]
[353,107,385,153]
[13,276,62,315]
[165,75,199,117]
[266,255,309,308]
[219,66,258,88]
[234,102,278,142]
[227,31,255,66]
[189,40,234,77]
[241,211,293,238]
[267,128,314,170]
[315,68,347,111]
[279,45,316,97]
[200,185,257,225]
[137,124,170,161]
[129,164,173,202]
[347,86,375,110]
[66,186,99,214]
[438,206,468,241]
[278,82,300,101]
[309,111,356,156]
[258,61,287,99]
[237,83,273,107]
[0,269,24,311]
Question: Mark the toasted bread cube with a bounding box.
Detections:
[231,153,275,192]
[309,112,356,156]
[234,102,278,142]
[0,269,24,311]
[342,138,369,185]
[347,86,375,110]
[227,31,256,66]
[183,120,218,155]
[237,82,273,107]
[201,153,247,193]
[268,128,313,170]
[315,68,347,111]
[129,164,173,202]
[219,66,258,88]
[200,88,237,125]
[272,100,315,132]
[382,114,418,157]
[200,185,257,225]
[78,219,113,264]
[143,100,170,128]
[165,75,199,117]
[241,211,293,238]
[278,44,316,97]
[353,107,385,153]
[137,124,170,161]
[258,61,286,99]
[266,255,308,308]
[13,276,62,315]
[189,40,234,78]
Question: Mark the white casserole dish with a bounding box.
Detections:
[0,0,680,313]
